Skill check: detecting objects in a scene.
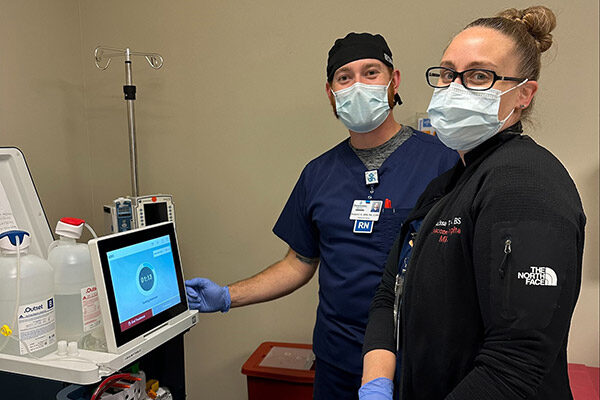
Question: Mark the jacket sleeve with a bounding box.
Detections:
[445,155,585,399]
[362,233,403,356]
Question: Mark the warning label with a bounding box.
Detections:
[81,285,102,332]
[17,297,56,355]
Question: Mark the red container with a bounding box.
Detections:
[241,342,315,400]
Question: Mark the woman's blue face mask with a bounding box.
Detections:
[427,80,527,151]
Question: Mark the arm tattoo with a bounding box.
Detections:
[295,252,319,265]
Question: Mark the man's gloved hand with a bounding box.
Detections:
[358,377,394,400]
[185,277,231,313]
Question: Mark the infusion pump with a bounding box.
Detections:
[103,194,175,234]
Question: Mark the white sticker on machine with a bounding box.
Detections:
[17,297,56,355]
[81,285,102,332]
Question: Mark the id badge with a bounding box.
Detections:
[349,200,383,221]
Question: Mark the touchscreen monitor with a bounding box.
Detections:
[89,222,188,352]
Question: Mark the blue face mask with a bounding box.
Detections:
[427,80,527,151]
[332,80,392,133]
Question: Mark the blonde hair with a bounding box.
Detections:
[465,6,557,118]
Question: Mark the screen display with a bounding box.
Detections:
[106,234,181,332]
[143,202,168,225]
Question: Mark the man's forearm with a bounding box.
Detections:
[228,248,318,308]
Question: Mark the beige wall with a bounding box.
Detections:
[0,1,92,228]
[2,1,598,399]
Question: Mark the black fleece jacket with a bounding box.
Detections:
[363,123,586,399]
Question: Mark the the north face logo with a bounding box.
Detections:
[517,266,558,286]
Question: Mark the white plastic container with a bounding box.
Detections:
[0,230,57,357]
[48,218,105,351]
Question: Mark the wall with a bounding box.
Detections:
[0,1,92,229]
[2,1,597,399]
[77,2,598,398]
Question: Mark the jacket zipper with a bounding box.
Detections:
[394,273,403,351]
[499,237,514,319]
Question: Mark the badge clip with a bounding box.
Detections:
[365,170,379,186]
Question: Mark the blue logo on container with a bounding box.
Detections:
[47,298,54,309]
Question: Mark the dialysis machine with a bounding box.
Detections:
[0,150,196,397]
[0,47,197,399]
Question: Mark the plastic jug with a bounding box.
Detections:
[0,230,57,357]
[48,218,105,351]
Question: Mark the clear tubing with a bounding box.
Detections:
[85,223,98,239]
[14,237,20,345]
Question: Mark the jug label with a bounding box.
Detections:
[81,285,102,332]
[17,297,56,355]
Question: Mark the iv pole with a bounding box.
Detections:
[94,47,164,197]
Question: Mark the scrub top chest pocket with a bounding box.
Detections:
[375,205,411,248]
[380,204,409,229]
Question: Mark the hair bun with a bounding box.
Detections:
[498,6,556,52]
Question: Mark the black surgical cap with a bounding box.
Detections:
[326,32,394,82]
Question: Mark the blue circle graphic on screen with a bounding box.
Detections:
[136,262,157,295]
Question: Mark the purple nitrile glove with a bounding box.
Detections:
[185,277,231,313]
[358,377,394,400]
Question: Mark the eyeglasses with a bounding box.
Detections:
[425,66,525,91]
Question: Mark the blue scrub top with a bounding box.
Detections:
[273,128,458,374]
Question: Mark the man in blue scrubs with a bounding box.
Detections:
[186,32,458,399]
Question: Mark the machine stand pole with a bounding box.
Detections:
[124,49,139,197]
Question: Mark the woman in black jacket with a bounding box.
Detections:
[359,6,586,400]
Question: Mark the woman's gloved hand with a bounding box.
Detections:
[185,277,231,312]
[358,377,394,400]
